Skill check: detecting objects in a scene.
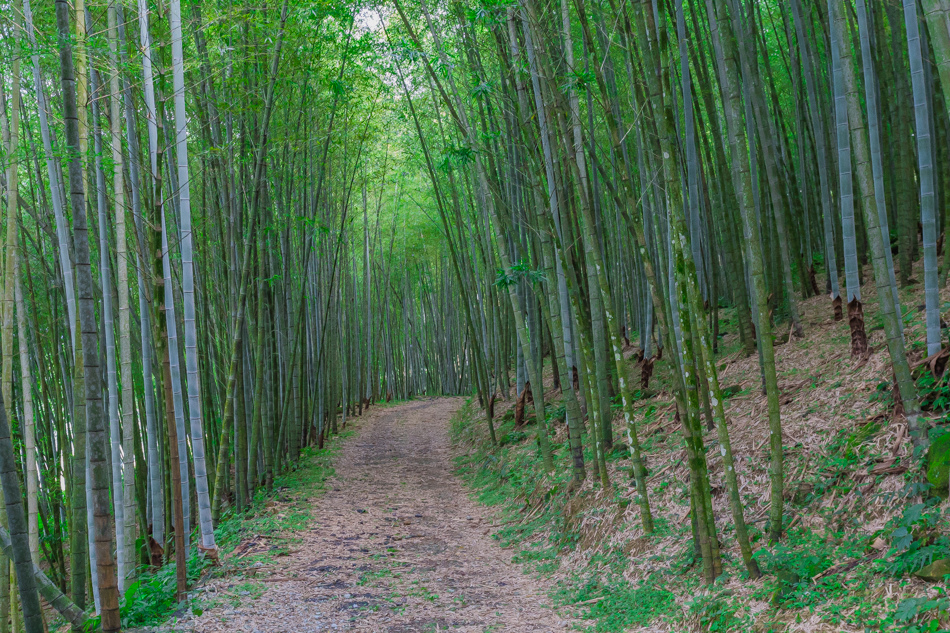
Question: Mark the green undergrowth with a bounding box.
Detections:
[373,395,423,409]
[113,427,354,630]
[451,396,950,632]
[451,397,687,631]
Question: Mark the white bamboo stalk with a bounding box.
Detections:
[23,0,76,349]
[169,0,216,551]
[903,0,941,355]
[137,0,165,548]
[90,64,126,595]
[160,209,191,556]
[13,265,38,567]
[107,0,135,589]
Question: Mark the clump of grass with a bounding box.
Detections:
[554,573,677,633]
[119,552,210,628]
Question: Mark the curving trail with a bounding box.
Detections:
[191,399,571,633]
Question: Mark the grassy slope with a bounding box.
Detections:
[451,276,950,632]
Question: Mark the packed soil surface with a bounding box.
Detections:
[190,398,572,632]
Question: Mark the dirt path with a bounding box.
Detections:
[191,399,571,633]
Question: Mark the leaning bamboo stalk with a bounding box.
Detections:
[0,525,86,629]
[705,0,786,543]
[107,0,136,586]
[0,44,18,633]
[901,0,940,357]
[534,0,657,523]
[169,0,217,552]
[789,0,841,319]
[854,0,902,332]
[55,0,121,626]
[673,0,759,577]
[0,391,43,633]
[13,262,39,575]
[833,0,923,444]
[91,63,127,594]
[135,0,165,550]
[22,0,76,345]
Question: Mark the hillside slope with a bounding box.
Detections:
[451,275,950,632]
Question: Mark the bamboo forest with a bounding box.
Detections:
[3,0,950,630]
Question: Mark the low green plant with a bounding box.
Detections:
[880,502,950,578]
[688,592,747,631]
[806,423,881,501]
[892,593,950,633]
[917,368,950,413]
[499,430,527,446]
[228,581,265,606]
[870,380,895,408]
[756,530,841,608]
[121,552,210,627]
[358,567,394,585]
[582,581,676,632]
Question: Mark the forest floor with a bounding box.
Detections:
[168,398,573,632]
[131,269,950,633]
[449,271,950,632]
